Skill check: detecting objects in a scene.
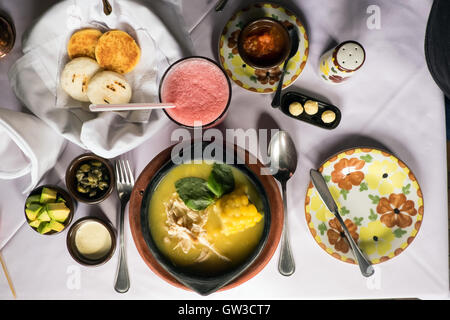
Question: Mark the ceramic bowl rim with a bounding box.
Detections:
[65,153,115,204]
[237,17,291,70]
[0,14,16,56]
[139,142,271,295]
[66,216,117,267]
[23,184,75,235]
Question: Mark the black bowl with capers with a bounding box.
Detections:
[65,153,115,204]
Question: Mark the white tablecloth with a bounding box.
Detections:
[0,0,448,300]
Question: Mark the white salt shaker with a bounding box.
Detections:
[318,41,366,84]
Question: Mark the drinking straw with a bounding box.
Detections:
[89,103,176,112]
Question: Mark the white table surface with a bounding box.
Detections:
[0,0,449,300]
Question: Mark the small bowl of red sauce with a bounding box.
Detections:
[238,17,291,70]
[159,56,232,129]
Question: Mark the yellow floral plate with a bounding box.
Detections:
[305,148,424,265]
[218,2,309,93]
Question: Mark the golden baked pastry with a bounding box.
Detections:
[94,30,141,74]
[67,28,103,59]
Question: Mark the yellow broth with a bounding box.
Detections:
[148,161,264,275]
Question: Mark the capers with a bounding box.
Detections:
[80,164,91,172]
[77,185,89,193]
[91,161,103,167]
[98,181,108,190]
[87,174,97,183]
[74,160,110,198]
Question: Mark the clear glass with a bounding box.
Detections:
[0,15,15,58]
[159,56,232,129]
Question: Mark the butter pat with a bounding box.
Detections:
[289,102,303,116]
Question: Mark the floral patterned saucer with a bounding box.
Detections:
[219,2,309,93]
[305,148,424,265]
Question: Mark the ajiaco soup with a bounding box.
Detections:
[148,161,265,276]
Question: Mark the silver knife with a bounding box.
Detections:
[215,0,228,11]
[310,169,375,277]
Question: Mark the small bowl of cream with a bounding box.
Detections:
[67,217,116,266]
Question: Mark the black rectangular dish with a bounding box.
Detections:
[280,91,341,129]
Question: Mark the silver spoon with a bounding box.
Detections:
[271,27,299,108]
[268,130,297,276]
[310,169,375,277]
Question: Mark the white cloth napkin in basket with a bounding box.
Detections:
[8,0,192,158]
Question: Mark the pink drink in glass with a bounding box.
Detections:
[160,57,231,128]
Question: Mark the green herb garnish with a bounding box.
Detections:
[175,163,236,211]
[175,177,215,211]
[207,163,235,198]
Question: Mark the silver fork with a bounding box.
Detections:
[114,159,134,293]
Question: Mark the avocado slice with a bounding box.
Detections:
[37,222,52,234]
[56,197,66,203]
[46,203,70,223]
[29,219,41,228]
[25,195,41,208]
[25,203,43,221]
[40,187,57,204]
[37,209,51,222]
[48,220,65,232]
